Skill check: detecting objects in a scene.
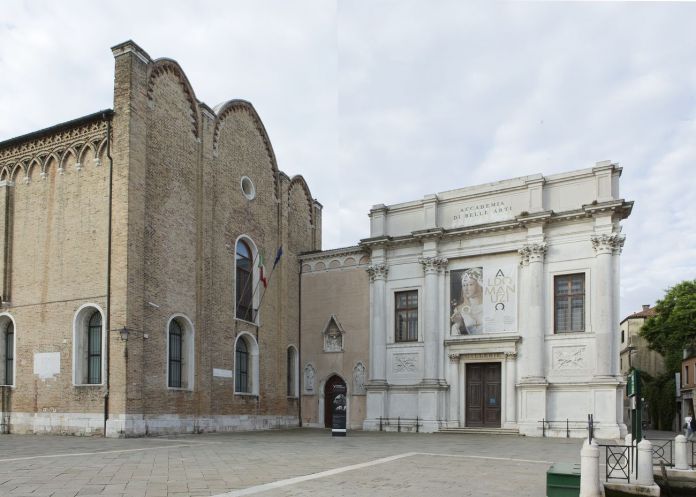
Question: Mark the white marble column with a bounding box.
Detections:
[505,352,517,424]
[519,242,546,380]
[367,263,388,382]
[419,256,447,383]
[448,354,460,425]
[591,234,623,378]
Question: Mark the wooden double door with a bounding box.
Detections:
[465,362,501,427]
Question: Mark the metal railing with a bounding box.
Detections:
[599,444,634,483]
[644,437,673,467]
[378,417,423,433]
[537,414,597,439]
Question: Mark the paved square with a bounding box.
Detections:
[0,430,584,496]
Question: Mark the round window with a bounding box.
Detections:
[241,176,255,200]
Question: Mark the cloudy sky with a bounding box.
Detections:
[1,1,695,318]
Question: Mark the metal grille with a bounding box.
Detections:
[87,312,102,384]
[236,339,249,393]
[168,320,182,388]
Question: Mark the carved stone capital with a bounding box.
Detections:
[504,352,517,360]
[448,353,460,363]
[591,233,625,255]
[366,263,388,281]
[519,242,546,264]
[418,256,448,274]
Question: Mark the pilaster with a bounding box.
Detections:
[518,241,546,382]
[591,233,624,379]
[418,256,447,384]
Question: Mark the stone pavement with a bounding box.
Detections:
[0,429,584,497]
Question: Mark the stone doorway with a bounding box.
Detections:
[465,362,501,427]
[324,375,346,428]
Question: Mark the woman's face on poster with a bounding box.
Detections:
[462,278,479,298]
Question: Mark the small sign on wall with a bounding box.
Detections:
[213,368,233,378]
[34,352,60,379]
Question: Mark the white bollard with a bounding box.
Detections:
[636,439,654,485]
[675,434,689,470]
[580,439,601,497]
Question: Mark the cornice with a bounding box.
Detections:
[299,245,366,262]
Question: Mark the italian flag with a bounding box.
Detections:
[258,253,268,289]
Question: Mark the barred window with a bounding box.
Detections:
[236,338,249,393]
[1,320,13,386]
[168,320,183,388]
[554,274,585,333]
[395,290,418,342]
[87,312,102,384]
[235,240,254,322]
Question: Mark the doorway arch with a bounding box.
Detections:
[324,374,347,428]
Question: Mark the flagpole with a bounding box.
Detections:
[257,247,283,310]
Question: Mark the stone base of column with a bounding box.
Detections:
[517,380,548,437]
[363,386,387,430]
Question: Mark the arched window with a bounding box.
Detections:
[236,240,254,322]
[87,312,102,384]
[166,315,195,390]
[235,338,249,393]
[168,319,183,388]
[73,304,104,386]
[287,346,298,398]
[1,319,14,386]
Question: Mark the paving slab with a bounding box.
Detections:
[0,429,583,496]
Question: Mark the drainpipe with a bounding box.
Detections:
[103,112,113,436]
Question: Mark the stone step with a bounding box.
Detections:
[438,427,520,436]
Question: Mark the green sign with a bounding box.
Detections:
[627,369,639,397]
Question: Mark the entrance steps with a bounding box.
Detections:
[438,427,520,436]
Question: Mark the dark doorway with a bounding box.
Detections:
[465,362,501,427]
[324,375,347,428]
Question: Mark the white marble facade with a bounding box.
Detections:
[361,162,632,438]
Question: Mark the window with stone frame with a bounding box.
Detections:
[1,320,13,386]
[235,240,254,322]
[168,319,183,388]
[395,290,418,342]
[554,273,585,333]
[235,337,249,393]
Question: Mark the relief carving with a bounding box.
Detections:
[553,346,586,370]
[353,362,366,395]
[303,364,316,394]
[393,353,418,373]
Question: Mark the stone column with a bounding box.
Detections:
[448,354,460,425]
[519,242,546,380]
[367,263,388,382]
[419,256,447,383]
[591,234,623,378]
[505,352,517,424]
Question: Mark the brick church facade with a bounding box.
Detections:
[0,41,320,436]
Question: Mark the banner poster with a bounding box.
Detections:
[450,264,517,335]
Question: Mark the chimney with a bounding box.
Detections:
[642,305,650,312]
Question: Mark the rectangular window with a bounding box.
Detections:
[395,290,418,342]
[686,366,690,387]
[554,274,585,333]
